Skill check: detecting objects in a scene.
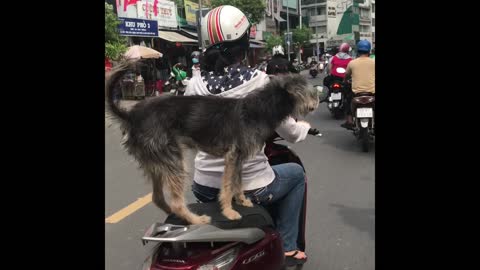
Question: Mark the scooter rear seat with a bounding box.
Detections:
[164,202,274,229]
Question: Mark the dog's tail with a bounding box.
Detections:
[105,61,137,128]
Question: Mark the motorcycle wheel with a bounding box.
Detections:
[333,109,343,119]
[360,127,369,152]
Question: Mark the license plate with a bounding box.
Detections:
[331,92,342,100]
[357,108,373,118]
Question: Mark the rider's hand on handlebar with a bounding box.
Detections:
[308,128,321,135]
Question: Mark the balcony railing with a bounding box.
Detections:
[309,15,327,22]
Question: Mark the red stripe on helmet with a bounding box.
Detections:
[215,6,223,42]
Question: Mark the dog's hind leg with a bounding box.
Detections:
[231,156,253,208]
[162,153,211,225]
[219,147,246,220]
[148,169,172,214]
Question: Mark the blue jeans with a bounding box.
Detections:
[192,162,306,252]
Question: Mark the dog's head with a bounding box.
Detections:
[276,74,319,117]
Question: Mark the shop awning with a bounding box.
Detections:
[250,40,266,48]
[273,12,286,22]
[250,43,264,48]
[180,29,198,38]
[158,31,197,43]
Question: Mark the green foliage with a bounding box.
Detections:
[291,26,312,48]
[210,0,266,25]
[265,34,283,52]
[105,2,127,60]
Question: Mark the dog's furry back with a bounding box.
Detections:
[106,63,315,159]
[105,61,317,224]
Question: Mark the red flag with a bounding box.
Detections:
[124,0,138,12]
[153,0,159,16]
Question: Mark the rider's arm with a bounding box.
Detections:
[172,65,187,81]
[275,117,311,143]
[327,57,334,74]
[344,63,352,83]
[172,65,180,77]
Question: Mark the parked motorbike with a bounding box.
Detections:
[140,133,320,270]
[351,92,375,152]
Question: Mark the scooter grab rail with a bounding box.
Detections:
[142,222,265,245]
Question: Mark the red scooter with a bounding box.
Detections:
[140,135,314,270]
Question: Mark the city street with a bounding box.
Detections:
[105,70,375,270]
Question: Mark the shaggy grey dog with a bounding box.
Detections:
[105,61,318,224]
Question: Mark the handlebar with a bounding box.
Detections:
[269,128,322,143]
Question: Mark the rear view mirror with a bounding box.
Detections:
[314,85,327,100]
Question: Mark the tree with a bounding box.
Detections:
[290,27,312,62]
[210,0,266,25]
[105,2,128,60]
[265,34,283,54]
[291,27,312,49]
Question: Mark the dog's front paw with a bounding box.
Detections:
[191,214,211,225]
[238,197,254,207]
[222,208,242,220]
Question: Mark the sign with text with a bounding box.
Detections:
[118,17,159,37]
[185,0,199,26]
[137,0,177,28]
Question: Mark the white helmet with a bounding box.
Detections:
[201,5,250,49]
[272,45,284,56]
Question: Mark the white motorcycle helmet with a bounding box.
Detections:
[201,5,250,49]
[272,45,285,56]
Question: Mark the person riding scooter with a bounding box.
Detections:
[267,45,298,75]
[185,5,311,265]
[172,63,188,95]
[309,59,320,78]
[321,43,353,103]
[341,40,375,130]
[191,51,202,78]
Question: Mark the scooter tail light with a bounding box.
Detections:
[197,246,239,270]
[332,83,341,89]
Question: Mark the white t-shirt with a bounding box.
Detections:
[185,69,310,191]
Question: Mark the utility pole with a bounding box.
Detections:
[315,0,319,60]
[199,0,203,51]
[353,0,360,46]
[286,0,290,61]
[299,0,302,29]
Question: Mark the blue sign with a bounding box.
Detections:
[118,17,158,37]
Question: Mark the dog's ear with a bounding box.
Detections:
[283,74,308,95]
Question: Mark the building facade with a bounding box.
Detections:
[300,0,375,56]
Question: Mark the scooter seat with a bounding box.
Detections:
[354,92,374,97]
[164,202,274,229]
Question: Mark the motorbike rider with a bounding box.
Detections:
[185,5,315,266]
[172,63,188,95]
[267,45,298,74]
[191,51,201,77]
[320,43,353,102]
[341,40,375,129]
